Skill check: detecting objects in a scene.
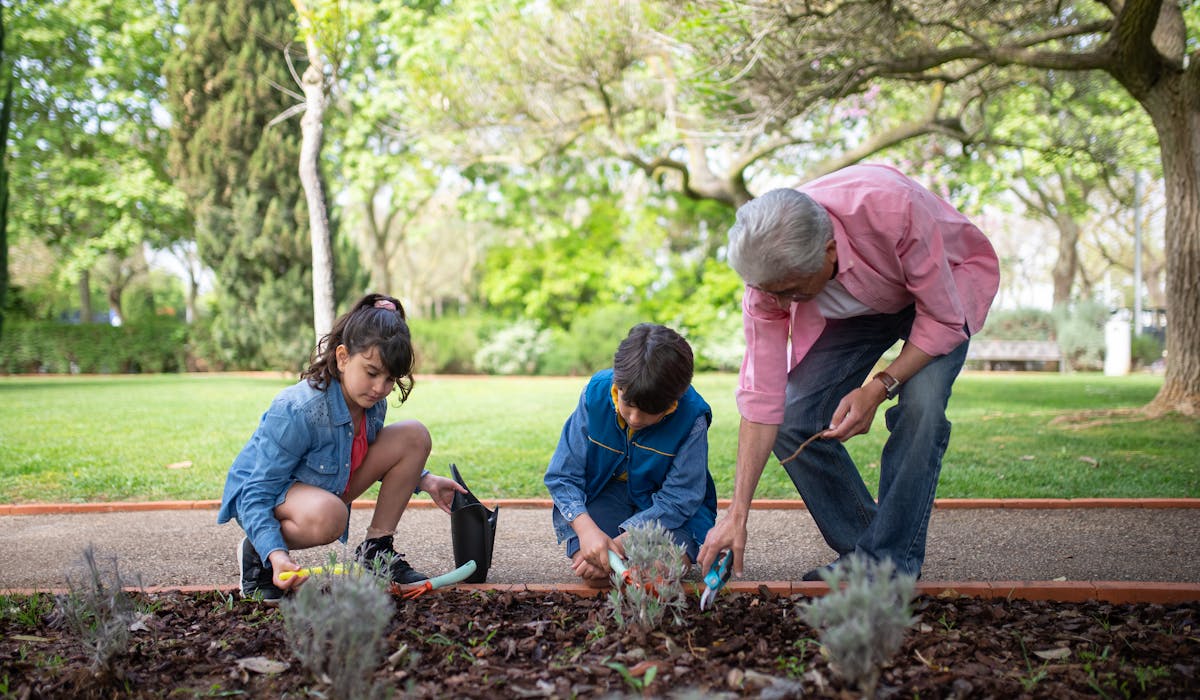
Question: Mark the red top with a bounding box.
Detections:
[349,413,368,475]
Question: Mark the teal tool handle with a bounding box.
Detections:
[427,560,477,589]
[704,550,733,590]
[607,550,628,577]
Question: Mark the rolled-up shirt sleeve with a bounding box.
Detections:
[735,288,793,425]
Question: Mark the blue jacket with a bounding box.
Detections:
[217,379,387,561]
[544,369,716,547]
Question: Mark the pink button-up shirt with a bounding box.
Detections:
[736,164,1000,424]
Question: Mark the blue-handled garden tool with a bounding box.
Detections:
[699,550,734,611]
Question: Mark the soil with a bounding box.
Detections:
[2,588,1197,699]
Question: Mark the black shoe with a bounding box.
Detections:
[802,562,836,582]
[354,535,428,584]
[238,536,284,604]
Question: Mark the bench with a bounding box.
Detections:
[967,339,1062,371]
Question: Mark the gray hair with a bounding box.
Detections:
[726,188,833,287]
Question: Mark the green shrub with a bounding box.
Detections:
[55,547,145,672]
[0,320,188,374]
[282,564,395,700]
[1130,331,1164,369]
[540,305,644,376]
[607,522,689,631]
[976,308,1056,341]
[799,554,917,698]
[473,320,551,375]
[409,313,500,374]
[1052,300,1108,371]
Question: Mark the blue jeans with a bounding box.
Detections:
[564,476,701,562]
[774,306,969,577]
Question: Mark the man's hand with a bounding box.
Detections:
[698,513,749,578]
[421,473,469,513]
[824,382,886,441]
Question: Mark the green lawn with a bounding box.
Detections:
[0,372,1195,504]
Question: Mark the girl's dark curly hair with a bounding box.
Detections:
[301,293,416,402]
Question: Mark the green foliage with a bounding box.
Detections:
[1052,299,1109,371]
[977,308,1056,341]
[281,563,394,700]
[55,547,144,672]
[607,522,689,631]
[0,320,188,374]
[799,554,917,698]
[1130,331,1164,369]
[540,305,645,376]
[408,314,499,374]
[472,320,552,375]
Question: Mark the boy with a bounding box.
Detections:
[544,323,717,586]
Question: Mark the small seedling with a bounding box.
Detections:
[606,521,689,631]
[798,554,917,698]
[282,557,394,700]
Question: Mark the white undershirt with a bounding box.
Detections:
[815,279,876,319]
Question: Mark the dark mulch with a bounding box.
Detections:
[2,588,1197,698]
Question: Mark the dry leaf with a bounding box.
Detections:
[236,656,289,674]
[1078,456,1099,467]
[1033,647,1071,660]
[165,461,193,470]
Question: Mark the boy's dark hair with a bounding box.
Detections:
[612,323,694,414]
[301,293,416,402]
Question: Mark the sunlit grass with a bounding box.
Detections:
[0,372,1195,504]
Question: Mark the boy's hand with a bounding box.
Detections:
[572,515,616,573]
[421,474,468,513]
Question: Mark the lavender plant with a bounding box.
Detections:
[54,546,145,671]
[282,556,395,700]
[798,554,917,698]
[607,521,689,631]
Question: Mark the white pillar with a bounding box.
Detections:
[1104,312,1131,376]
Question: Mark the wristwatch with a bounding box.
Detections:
[873,371,901,400]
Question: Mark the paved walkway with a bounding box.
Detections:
[2,499,1198,602]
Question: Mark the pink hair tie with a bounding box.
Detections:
[374,299,397,311]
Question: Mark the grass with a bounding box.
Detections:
[0,372,1196,504]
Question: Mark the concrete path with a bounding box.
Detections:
[2,501,1198,594]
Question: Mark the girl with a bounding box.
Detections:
[217,293,465,602]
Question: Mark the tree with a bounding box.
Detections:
[0,5,11,340]
[165,0,315,369]
[6,0,185,326]
[286,0,341,342]
[680,0,1199,414]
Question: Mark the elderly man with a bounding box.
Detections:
[698,163,999,581]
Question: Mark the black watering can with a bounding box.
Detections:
[448,463,498,583]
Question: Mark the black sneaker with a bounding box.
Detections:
[238,536,285,604]
[354,535,428,584]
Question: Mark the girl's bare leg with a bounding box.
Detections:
[341,419,432,538]
[274,482,350,549]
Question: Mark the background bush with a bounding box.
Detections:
[0,320,189,374]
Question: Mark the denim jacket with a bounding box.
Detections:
[544,369,715,547]
[217,378,386,561]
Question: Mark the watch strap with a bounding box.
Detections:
[873,371,901,400]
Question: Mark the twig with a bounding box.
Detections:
[779,432,825,465]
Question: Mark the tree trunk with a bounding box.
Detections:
[1143,86,1200,416]
[298,38,335,343]
[1051,215,1081,307]
[78,270,92,324]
